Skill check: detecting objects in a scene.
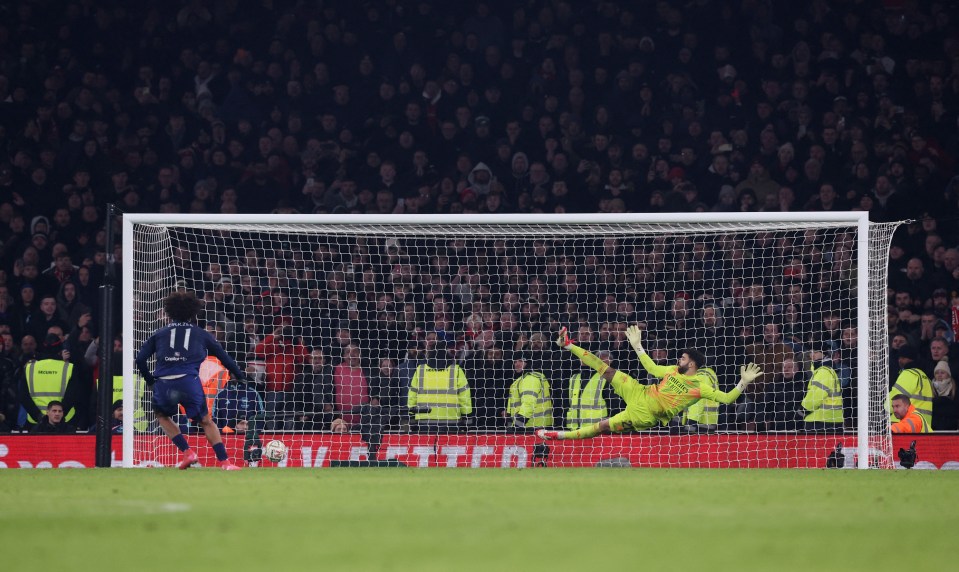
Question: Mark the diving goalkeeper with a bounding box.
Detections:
[537,325,762,440]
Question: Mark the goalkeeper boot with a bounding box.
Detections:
[220,461,242,471]
[536,429,561,440]
[177,450,198,470]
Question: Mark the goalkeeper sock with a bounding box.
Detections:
[561,422,603,440]
[213,443,229,462]
[171,434,189,452]
[568,344,609,377]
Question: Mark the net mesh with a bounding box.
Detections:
[867,222,900,469]
[127,217,900,468]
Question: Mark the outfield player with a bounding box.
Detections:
[135,291,247,470]
[537,325,761,440]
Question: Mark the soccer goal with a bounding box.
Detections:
[122,213,901,469]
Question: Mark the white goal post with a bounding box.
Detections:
[122,212,901,469]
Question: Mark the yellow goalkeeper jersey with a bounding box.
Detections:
[637,353,743,420]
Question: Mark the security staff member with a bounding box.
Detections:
[566,350,609,430]
[407,341,472,433]
[93,335,148,432]
[20,334,81,426]
[798,348,844,432]
[889,345,933,431]
[507,353,553,428]
[890,394,930,433]
[682,366,720,432]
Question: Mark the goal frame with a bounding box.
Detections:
[121,212,875,468]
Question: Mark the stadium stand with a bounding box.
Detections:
[0,0,956,432]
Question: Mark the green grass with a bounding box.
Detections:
[2,469,957,571]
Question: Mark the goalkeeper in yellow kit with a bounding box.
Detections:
[536,325,762,440]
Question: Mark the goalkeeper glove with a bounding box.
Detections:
[735,363,763,393]
[555,327,573,349]
[625,324,645,354]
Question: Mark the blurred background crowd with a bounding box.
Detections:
[0,0,957,433]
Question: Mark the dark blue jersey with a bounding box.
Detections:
[135,322,244,384]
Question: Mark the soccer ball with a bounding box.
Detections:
[263,440,288,463]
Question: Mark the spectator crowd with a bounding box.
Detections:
[1,0,958,433]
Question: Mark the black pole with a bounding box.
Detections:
[95,204,119,467]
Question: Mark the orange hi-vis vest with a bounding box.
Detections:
[179,356,230,416]
[891,404,929,434]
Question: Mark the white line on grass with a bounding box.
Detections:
[115,500,192,514]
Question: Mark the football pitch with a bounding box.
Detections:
[2,469,956,571]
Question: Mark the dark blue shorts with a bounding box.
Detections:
[152,375,208,421]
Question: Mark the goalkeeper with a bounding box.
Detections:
[537,325,762,440]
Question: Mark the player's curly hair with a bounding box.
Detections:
[164,291,202,323]
[683,348,706,368]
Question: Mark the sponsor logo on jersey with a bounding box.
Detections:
[664,376,690,394]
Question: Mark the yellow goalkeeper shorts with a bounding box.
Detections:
[609,370,647,402]
[607,403,659,432]
[607,371,660,432]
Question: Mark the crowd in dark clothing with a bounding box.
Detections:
[1,0,958,432]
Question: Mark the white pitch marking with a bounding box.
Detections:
[116,500,192,514]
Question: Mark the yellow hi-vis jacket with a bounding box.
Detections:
[683,367,720,426]
[802,365,843,424]
[26,359,75,423]
[97,374,149,431]
[508,372,553,427]
[566,371,607,429]
[889,368,933,432]
[407,363,472,421]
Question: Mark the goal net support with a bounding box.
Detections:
[122,213,900,469]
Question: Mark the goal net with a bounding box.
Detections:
[122,213,901,469]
